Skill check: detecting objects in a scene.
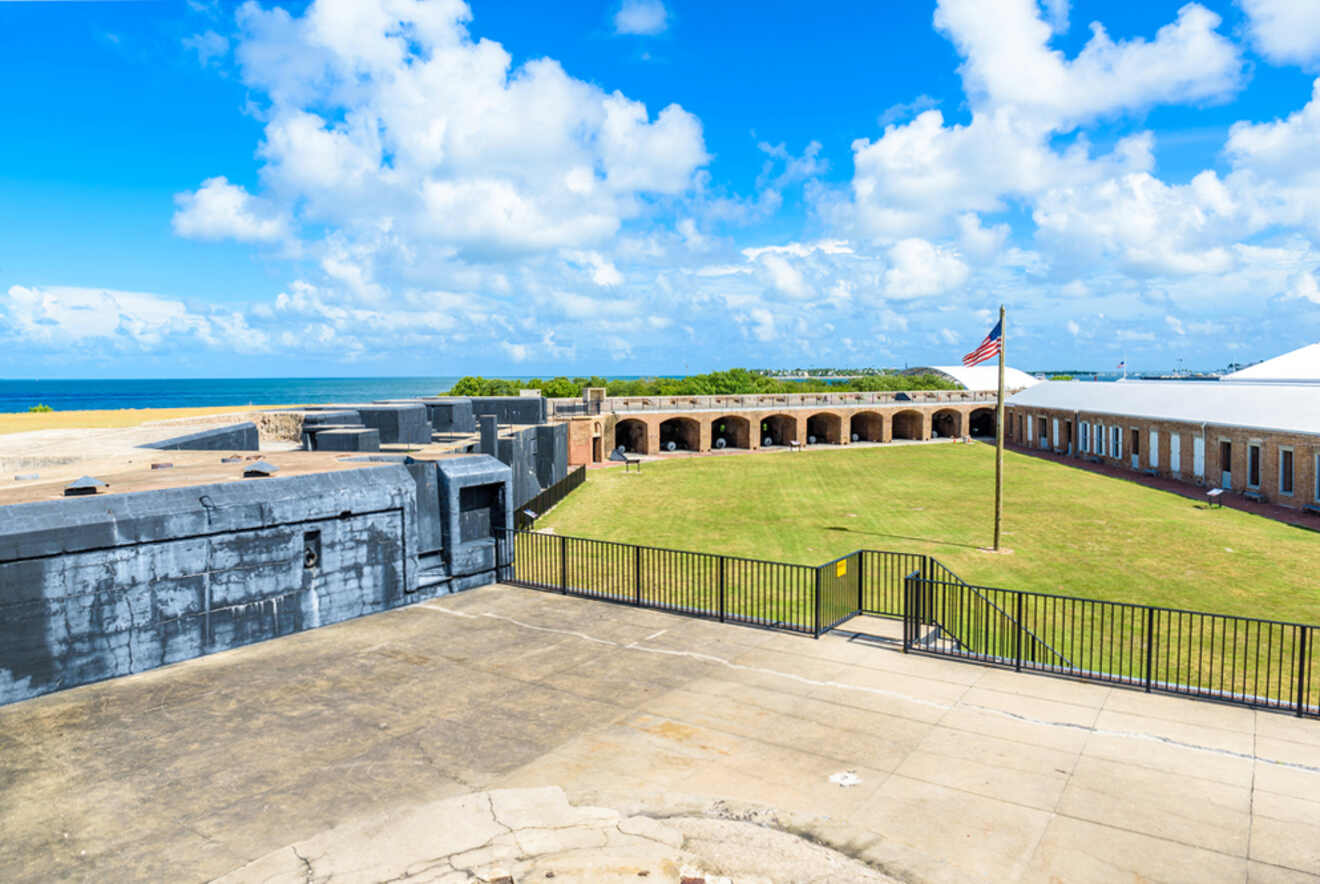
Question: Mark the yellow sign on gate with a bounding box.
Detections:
[836,559,847,578]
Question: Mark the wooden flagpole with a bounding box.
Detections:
[993,305,1006,551]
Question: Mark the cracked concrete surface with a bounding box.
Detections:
[217,785,891,883]
[2,584,1318,882]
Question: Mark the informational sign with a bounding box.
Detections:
[836,559,847,578]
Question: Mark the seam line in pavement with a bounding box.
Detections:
[418,602,1320,778]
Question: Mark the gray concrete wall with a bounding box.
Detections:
[468,396,547,425]
[142,422,259,451]
[0,455,513,706]
[420,399,475,434]
[497,427,541,510]
[535,423,568,489]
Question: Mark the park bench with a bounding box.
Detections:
[1243,490,1265,503]
[1302,504,1320,516]
[1143,468,1159,477]
[624,457,642,473]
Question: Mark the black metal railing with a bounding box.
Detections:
[903,575,1318,718]
[500,529,819,634]
[495,525,1318,718]
[514,465,587,530]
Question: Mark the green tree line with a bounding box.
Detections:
[443,368,958,398]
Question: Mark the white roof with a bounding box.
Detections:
[1009,380,1320,436]
[1221,343,1320,384]
[919,365,1040,392]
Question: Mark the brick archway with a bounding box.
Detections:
[760,414,797,447]
[969,408,995,438]
[659,417,699,452]
[806,412,843,444]
[932,409,962,438]
[614,418,648,454]
[892,410,923,440]
[850,411,885,442]
[711,415,751,449]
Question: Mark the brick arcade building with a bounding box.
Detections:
[1006,372,1320,510]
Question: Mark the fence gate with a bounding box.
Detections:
[816,551,862,635]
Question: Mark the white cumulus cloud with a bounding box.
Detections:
[1240,0,1320,70]
[883,239,970,298]
[614,0,668,36]
[172,176,288,243]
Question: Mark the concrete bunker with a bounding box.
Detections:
[658,417,699,452]
[850,411,885,442]
[806,412,842,445]
[760,414,797,447]
[892,410,923,441]
[711,415,751,450]
[969,408,995,438]
[614,419,649,454]
[932,409,962,439]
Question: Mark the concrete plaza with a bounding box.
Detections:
[2,584,1318,882]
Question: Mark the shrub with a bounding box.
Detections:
[28,404,53,413]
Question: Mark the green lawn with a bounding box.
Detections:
[540,443,1320,625]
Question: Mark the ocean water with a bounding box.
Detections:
[0,372,1208,414]
[0,377,466,414]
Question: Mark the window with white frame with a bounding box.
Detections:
[1081,421,1090,452]
[1280,447,1294,495]
[1111,426,1122,458]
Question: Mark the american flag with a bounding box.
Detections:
[962,319,1003,367]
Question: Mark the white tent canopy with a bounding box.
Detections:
[1221,343,1320,384]
[909,365,1040,392]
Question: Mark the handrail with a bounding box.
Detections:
[923,561,1072,667]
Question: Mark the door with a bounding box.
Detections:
[1170,432,1181,475]
[1149,430,1159,470]
[1193,436,1204,478]
[1130,428,1140,470]
[1052,418,1060,450]
[1220,440,1232,489]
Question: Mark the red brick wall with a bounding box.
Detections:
[1006,404,1320,509]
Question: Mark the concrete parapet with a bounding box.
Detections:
[468,396,547,425]
[141,422,259,452]
[312,428,381,452]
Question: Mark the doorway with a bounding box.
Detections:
[1220,440,1232,489]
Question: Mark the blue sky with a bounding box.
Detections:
[2,0,1319,377]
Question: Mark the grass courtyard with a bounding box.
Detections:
[540,442,1320,625]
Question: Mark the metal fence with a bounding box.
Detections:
[500,529,820,634]
[903,575,1318,718]
[514,465,587,530]
[495,526,1318,717]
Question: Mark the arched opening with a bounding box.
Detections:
[760,414,797,447]
[806,412,842,444]
[658,417,699,452]
[850,411,884,442]
[969,408,995,438]
[614,419,649,454]
[711,415,750,450]
[932,409,961,439]
[892,410,923,440]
